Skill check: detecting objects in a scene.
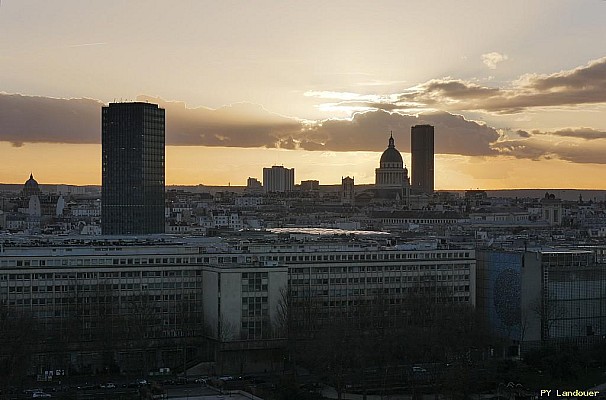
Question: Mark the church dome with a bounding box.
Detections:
[24,173,39,188]
[379,134,403,165]
[22,173,41,197]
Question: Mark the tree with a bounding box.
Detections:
[125,291,162,375]
[0,305,39,388]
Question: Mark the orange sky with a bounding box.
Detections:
[2,1,606,189]
[3,142,606,190]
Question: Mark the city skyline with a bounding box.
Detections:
[2,1,606,189]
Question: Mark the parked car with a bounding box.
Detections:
[99,383,116,389]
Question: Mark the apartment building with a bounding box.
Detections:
[0,234,476,374]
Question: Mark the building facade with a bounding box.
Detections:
[411,124,435,195]
[477,249,606,353]
[0,234,476,374]
[375,133,410,190]
[341,176,355,205]
[101,102,165,235]
[262,166,294,193]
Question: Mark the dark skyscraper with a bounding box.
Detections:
[102,102,165,235]
[411,124,435,195]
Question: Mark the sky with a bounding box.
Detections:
[1,0,606,189]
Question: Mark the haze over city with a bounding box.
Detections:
[2,0,606,189]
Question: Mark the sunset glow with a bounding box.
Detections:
[1,1,606,188]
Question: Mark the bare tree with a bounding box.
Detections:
[531,297,566,341]
[0,305,39,388]
[125,291,161,375]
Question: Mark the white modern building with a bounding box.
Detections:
[0,233,476,374]
[262,166,294,193]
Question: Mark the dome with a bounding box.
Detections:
[22,173,41,197]
[379,134,403,165]
[24,173,39,189]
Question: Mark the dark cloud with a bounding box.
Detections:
[545,127,606,140]
[511,127,606,141]
[0,93,102,146]
[3,91,605,164]
[406,80,499,104]
[0,93,301,148]
[516,130,531,138]
[0,93,501,157]
[493,138,606,164]
[395,57,606,114]
[530,58,606,91]
[292,110,500,156]
[494,127,606,164]
[136,96,301,148]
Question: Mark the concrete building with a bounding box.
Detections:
[101,102,165,235]
[245,178,262,194]
[411,125,435,195]
[0,237,289,374]
[372,210,463,229]
[202,264,288,341]
[540,193,563,226]
[477,249,606,354]
[341,176,355,205]
[262,166,294,193]
[0,233,476,373]
[300,180,319,192]
[0,240,203,374]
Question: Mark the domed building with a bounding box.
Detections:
[375,133,410,190]
[13,173,65,234]
[22,173,42,198]
[353,133,411,207]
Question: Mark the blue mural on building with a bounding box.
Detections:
[479,251,523,340]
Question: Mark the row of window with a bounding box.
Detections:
[292,274,471,286]
[293,284,471,298]
[1,251,472,269]
[2,281,200,293]
[3,293,199,306]
[292,264,471,274]
[0,269,201,279]
[263,251,471,263]
[0,257,207,268]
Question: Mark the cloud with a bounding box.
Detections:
[0,93,302,148]
[493,127,606,164]
[481,52,508,69]
[3,90,606,165]
[311,57,606,115]
[292,110,500,156]
[136,95,302,148]
[408,57,606,114]
[516,130,531,138]
[0,93,102,146]
[66,42,107,48]
[538,127,606,140]
[0,92,502,157]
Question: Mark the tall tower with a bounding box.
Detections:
[102,102,165,235]
[411,125,434,194]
